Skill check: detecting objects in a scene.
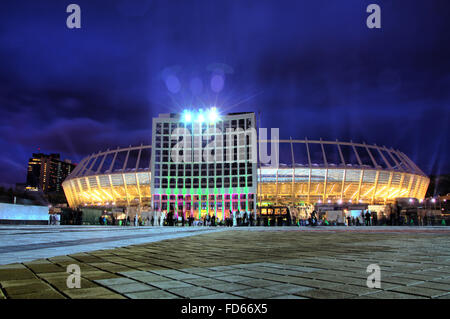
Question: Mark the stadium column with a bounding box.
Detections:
[413,177,422,199]
[341,170,346,201]
[136,173,142,208]
[107,175,115,205]
[407,174,414,198]
[85,177,94,205]
[275,169,279,206]
[385,171,393,204]
[353,143,363,202]
[95,176,104,203]
[398,173,405,196]
[357,170,364,202]
[337,142,346,203]
[291,165,295,206]
[290,137,296,206]
[371,171,380,204]
[305,138,312,204]
[122,173,130,207]
[320,139,328,203]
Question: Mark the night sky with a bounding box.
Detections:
[0,0,449,187]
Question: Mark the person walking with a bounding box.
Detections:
[160,211,166,226]
[236,210,241,226]
[310,211,317,227]
[365,210,371,226]
[372,212,378,226]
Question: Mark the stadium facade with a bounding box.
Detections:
[62,110,429,220]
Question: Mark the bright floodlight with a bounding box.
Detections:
[208,107,219,122]
[197,113,205,122]
[183,111,192,122]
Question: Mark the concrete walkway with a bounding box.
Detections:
[0,225,225,265]
[0,226,449,299]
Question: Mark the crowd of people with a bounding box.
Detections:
[91,208,448,227]
[97,209,260,227]
[292,209,384,226]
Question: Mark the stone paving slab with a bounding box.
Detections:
[124,290,179,299]
[192,292,243,299]
[369,290,428,299]
[295,288,356,299]
[410,281,450,291]
[149,280,193,290]
[387,285,449,298]
[231,287,286,299]
[0,226,449,299]
[107,282,155,294]
[265,283,314,294]
[168,286,218,298]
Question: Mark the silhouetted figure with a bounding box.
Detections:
[236,210,241,226]
[372,212,378,226]
[310,211,317,226]
[365,210,371,226]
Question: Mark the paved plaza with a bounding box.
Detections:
[0,225,449,299]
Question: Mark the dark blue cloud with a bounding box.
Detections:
[0,0,449,186]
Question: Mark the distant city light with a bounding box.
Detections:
[431,198,436,203]
[338,199,343,204]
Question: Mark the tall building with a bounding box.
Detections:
[150,109,257,220]
[26,153,76,194]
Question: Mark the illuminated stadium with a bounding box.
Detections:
[62,111,429,220]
